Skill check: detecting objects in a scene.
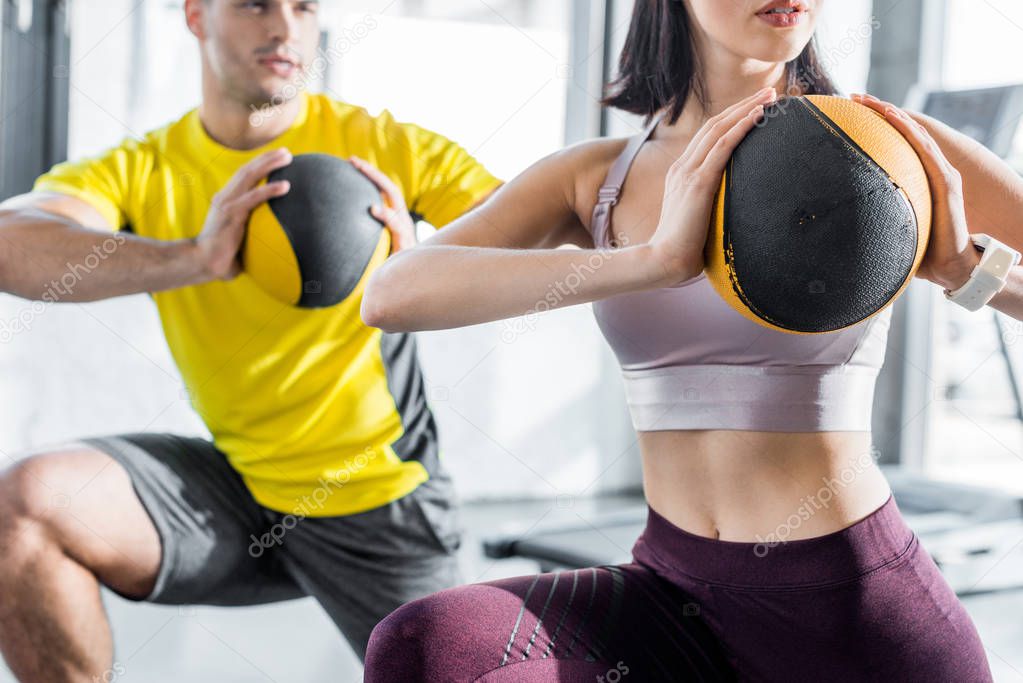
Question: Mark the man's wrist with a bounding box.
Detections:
[180,237,221,285]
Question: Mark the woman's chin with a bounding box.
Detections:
[742,41,813,68]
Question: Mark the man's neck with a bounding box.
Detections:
[198,85,303,151]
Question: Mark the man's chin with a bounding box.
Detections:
[249,77,304,110]
[245,86,298,114]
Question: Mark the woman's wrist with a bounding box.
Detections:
[935,245,982,292]
[628,243,702,290]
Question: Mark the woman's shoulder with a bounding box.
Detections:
[554,136,634,217]
[558,135,632,175]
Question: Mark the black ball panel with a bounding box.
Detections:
[723,98,919,333]
[267,154,383,308]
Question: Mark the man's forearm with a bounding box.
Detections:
[0,208,212,302]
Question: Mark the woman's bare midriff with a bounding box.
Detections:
[639,429,893,543]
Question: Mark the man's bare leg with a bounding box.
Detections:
[0,448,161,683]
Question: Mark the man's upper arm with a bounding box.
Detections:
[0,191,115,231]
[423,144,589,251]
[24,137,148,232]
[387,116,503,228]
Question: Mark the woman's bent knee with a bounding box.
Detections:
[365,584,517,682]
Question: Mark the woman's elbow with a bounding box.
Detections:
[361,268,409,332]
[0,215,17,293]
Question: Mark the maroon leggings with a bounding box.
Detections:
[365,495,992,682]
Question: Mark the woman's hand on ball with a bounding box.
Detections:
[197,148,293,281]
[350,156,418,253]
[852,93,979,290]
[648,88,776,287]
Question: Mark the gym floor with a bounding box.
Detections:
[1,493,1020,683]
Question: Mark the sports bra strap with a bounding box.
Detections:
[590,114,664,249]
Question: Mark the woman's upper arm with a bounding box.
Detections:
[908,110,1023,249]
[424,143,606,251]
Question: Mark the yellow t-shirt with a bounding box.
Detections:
[34,93,501,516]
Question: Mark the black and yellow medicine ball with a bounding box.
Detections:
[244,154,391,308]
[705,94,932,334]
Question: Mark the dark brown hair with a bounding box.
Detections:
[603,0,839,125]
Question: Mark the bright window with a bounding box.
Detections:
[943,0,1023,90]
[320,3,569,180]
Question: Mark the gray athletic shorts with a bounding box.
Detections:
[83,432,463,659]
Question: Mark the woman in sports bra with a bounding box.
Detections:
[360,1,1017,680]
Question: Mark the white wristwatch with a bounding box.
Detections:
[943,233,1021,312]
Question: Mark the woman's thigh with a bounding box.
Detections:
[696,536,992,682]
[365,563,735,682]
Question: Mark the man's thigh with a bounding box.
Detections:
[1,445,161,599]
[80,433,303,606]
[279,469,464,658]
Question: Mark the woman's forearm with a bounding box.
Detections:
[908,110,1023,251]
[933,246,1023,319]
[361,90,776,334]
[362,242,675,332]
[930,231,1023,320]
[987,265,1023,320]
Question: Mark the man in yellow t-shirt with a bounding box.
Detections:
[0,1,501,679]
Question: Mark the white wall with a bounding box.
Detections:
[815,0,875,94]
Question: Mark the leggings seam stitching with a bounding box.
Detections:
[473,655,605,683]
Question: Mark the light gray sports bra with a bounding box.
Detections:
[589,115,891,433]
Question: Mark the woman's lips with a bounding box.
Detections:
[756,8,807,27]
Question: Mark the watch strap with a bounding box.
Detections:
[944,234,1020,312]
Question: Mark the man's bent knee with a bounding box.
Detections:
[0,448,161,597]
[0,455,68,525]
